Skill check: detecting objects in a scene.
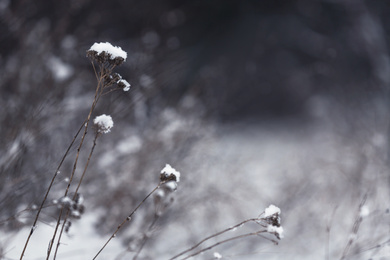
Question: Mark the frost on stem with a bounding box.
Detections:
[87,42,127,66]
[94,114,114,134]
[160,164,180,182]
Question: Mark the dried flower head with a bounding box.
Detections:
[94,114,114,134]
[58,193,85,221]
[263,204,281,226]
[86,42,127,66]
[267,225,284,239]
[118,78,131,91]
[160,164,180,182]
[259,204,284,239]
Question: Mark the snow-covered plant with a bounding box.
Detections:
[87,42,127,66]
[94,114,114,134]
[169,204,284,260]
[160,163,181,182]
[93,164,180,260]
[86,42,131,93]
[20,42,130,260]
[18,42,283,260]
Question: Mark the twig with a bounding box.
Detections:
[19,120,86,260]
[169,218,257,260]
[53,133,99,259]
[340,194,368,259]
[92,182,165,260]
[181,230,268,260]
[46,76,103,260]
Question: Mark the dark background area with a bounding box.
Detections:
[2,0,390,120]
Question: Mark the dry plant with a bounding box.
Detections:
[19,42,130,260]
[16,42,284,260]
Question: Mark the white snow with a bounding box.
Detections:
[59,196,73,205]
[94,114,114,134]
[89,42,127,61]
[213,252,222,259]
[118,79,131,91]
[164,181,177,191]
[0,212,125,259]
[360,205,369,217]
[267,225,284,239]
[161,164,180,182]
[264,204,281,217]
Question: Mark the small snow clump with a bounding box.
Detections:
[160,164,180,182]
[213,252,222,259]
[89,42,127,60]
[264,204,281,217]
[360,205,369,217]
[87,42,127,66]
[94,114,114,134]
[118,78,131,91]
[267,225,284,239]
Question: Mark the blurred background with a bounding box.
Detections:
[0,0,389,259]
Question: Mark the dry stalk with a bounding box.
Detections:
[19,120,85,260]
[52,132,99,259]
[169,218,258,260]
[181,230,268,260]
[92,182,165,260]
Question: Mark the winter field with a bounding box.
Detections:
[1,87,389,259]
[1,1,390,259]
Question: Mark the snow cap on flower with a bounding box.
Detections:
[261,204,282,228]
[264,204,281,218]
[94,114,114,134]
[87,42,127,66]
[160,164,180,182]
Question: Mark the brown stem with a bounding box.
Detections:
[52,133,100,260]
[181,230,267,260]
[92,182,164,260]
[169,218,257,260]
[46,70,103,260]
[19,120,86,260]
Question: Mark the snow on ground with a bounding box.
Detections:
[1,115,389,259]
[0,211,125,260]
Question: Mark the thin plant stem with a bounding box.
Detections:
[46,75,103,260]
[180,230,267,260]
[52,132,100,260]
[340,194,368,260]
[133,214,159,260]
[92,182,165,260]
[169,218,258,260]
[19,120,86,260]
